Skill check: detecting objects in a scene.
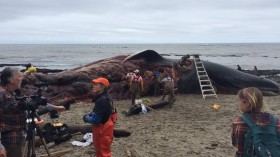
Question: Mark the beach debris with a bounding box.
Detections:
[124,105,144,116]
[71,133,92,147]
[144,104,157,112]
[39,148,73,157]
[125,99,170,116]
[126,148,132,157]
[65,124,131,138]
[34,124,130,147]
[205,143,219,149]
[142,98,151,103]
[42,123,72,144]
[211,104,221,110]
[45,142,55,149]
[141,104,148,114]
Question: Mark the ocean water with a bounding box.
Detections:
[0,43,279,71]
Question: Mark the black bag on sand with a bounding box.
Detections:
[43,123,72,144]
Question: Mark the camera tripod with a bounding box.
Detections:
[23,111,51,157]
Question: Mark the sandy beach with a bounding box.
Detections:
[34,94,280,157]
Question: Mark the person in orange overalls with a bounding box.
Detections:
[130,69,143,105]
[83,77,117,157]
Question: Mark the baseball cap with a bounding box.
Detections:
[134,69,139,73]
[92,77,110,87]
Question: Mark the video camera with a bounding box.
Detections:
[16,82,48,112]
[16,82,72,120]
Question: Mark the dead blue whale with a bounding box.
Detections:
[203,61,280,94]
[20,50,279,102]
[123,50,280,95]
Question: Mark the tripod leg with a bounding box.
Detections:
[31,130,36,157]
[27,139,32,157]
[23,131,33,157]
[22,140,29,157]
[36,126,52,157]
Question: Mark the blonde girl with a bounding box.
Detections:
[231,87,280,157]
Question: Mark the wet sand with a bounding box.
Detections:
[36,94,280,157]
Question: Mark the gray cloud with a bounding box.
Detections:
[0,0,280,43]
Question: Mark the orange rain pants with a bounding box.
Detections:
[92,113,117,157]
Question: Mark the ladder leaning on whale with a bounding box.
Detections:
[122,50,280,96]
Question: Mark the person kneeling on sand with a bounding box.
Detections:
[231,87,280,157]
[83,77,117,157]
[160,74,176,108]
[24,63,37,75]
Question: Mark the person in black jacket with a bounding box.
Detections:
[83,77,117,157]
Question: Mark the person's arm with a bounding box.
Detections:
[0,133,7,157]
[140,77,144,92]
[37,103,65,115]
[277,117,280,133]
[83,112,102,124]
[231,117,248,156]
[130,76,134,90]
[0,133,3,148]
[125,73,129,79]
[171,67,176,80]
[45,103,65,111]
[83,98,108,124]
[24,68,31,74]
[0,147,6,157]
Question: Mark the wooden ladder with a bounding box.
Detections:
[193,55,218,99]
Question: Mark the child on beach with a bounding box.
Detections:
[231,87,280,157]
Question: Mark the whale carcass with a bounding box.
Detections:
[20,50,280,103]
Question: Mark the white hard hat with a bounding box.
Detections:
[134,69,139,73]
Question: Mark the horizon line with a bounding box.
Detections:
[0,42,280,45]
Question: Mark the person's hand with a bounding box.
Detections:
[0,147,7,157]
[83,113,90,123]
[54,106,65,111]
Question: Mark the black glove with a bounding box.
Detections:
[83,113,90,123]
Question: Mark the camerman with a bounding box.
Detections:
[0,67,64,157]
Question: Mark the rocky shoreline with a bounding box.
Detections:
[241,69,280,83]
[0,64,64,74]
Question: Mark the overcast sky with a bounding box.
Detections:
[0,0,280,44]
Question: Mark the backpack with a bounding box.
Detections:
[155,71,160,77]
[43,123,72,144]
[241,113,280,157]
[133,75,140,82]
